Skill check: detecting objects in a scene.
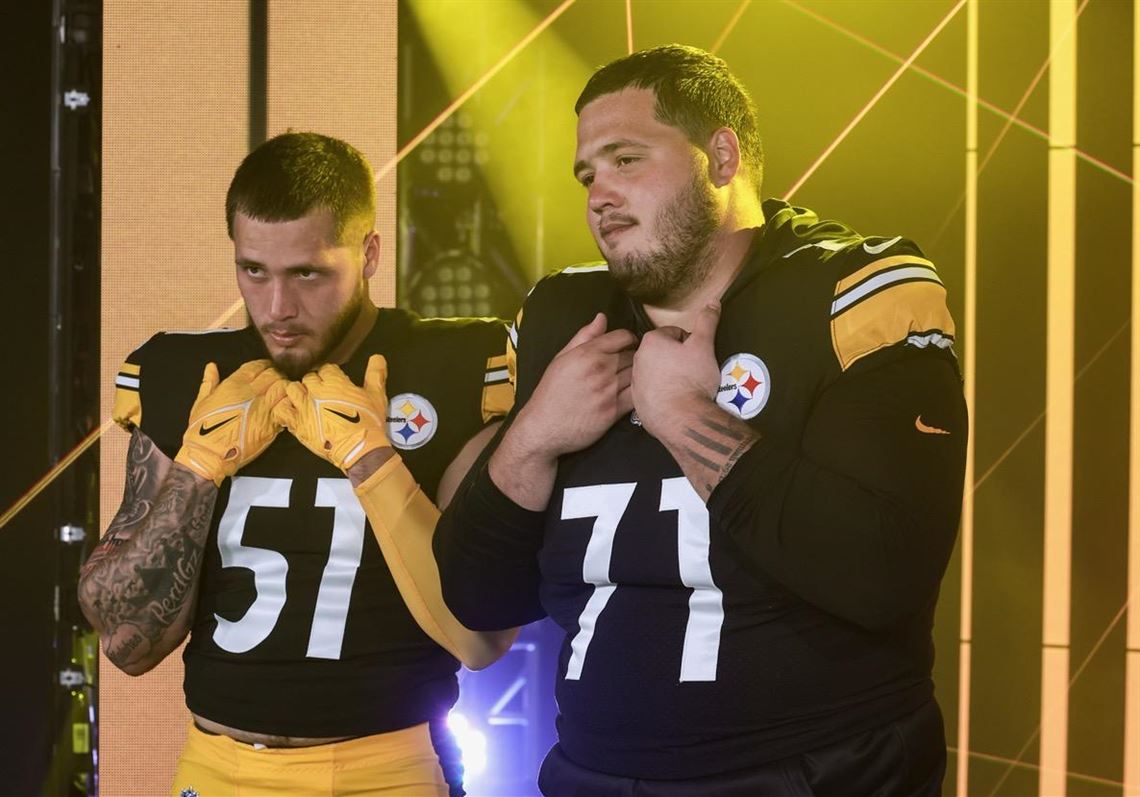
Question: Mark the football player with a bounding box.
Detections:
[434,45,967,796]
[78,132,516,797]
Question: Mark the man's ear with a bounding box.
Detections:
[706,127,742,188]
[362,230,381,280]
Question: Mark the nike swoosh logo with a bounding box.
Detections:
[863,236,902,255]
[915,416,950,435]
[199,416,238,436]
[326,408,361,423]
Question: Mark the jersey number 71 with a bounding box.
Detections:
[561,477,723,682]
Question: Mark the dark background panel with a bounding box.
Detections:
[0,2,59,796]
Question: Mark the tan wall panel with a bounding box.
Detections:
[266,1,398,307]
[101,3,250,795]
[101,3,398,794]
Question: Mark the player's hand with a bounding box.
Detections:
[632,302,722,438]
[174,360,288,485]
[273,355,392,472]
[511,313,637,460]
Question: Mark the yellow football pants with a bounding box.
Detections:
[169,722,454,797]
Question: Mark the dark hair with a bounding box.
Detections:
[575,44,763,191]
[225,132,375,242]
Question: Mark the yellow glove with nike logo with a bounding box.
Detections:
[174,360,288,485]
[273,355,391,471]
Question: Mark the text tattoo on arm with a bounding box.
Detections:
[78,431,218,671]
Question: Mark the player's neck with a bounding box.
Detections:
[643,221,761,332]
[327,300,378,364]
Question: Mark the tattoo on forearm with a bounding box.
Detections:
[683,427,733,457]
[697,415,743,439]
[78,433,217,669]
[81,433,160,575]
[117,431,158,527]
[678,415,760,497]
[681,446,722,475]
[717,437,755,483]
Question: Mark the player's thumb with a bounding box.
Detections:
[196,362,220,403]
[272,392,298,429]
[365,354,388,399]
[559,312,607,354]
[690,302,721,345]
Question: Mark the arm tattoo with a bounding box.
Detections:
[81,432,160,575]
[683,427,734,457]
[717,436,755,483]
[678,415,760,497]
[696,415,744,439]
[78,432,218,670]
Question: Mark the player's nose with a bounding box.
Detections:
[267,278,298,320]
[588,172,622,215]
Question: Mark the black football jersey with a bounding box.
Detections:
[504,200,961,777]
[111,310,512,736]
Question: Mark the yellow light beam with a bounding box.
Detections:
[927,0,1094,265]
[0,422,111,530]
[988,600,1130,795]
[1039,1,1078,791]
[782,0,967,200]
[781,0,1125,185]
[0,296,246,531]
[710,0,752,55]
[975,0,1088,173]
[957,2,978,793]
[374,0,578,183]
[1125,2,1140,791]
[625,0,633,54]
[972,318,1128,495]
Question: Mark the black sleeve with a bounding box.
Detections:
[433,413,548,630]
[707,349,967,631]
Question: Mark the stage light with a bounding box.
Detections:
[407,249,521,319]
[406,0,593,281]
[447,712,488,777]
[416,113,487,186]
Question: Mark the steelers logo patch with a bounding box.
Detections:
[716,353,770,420]
[386,393,438,450]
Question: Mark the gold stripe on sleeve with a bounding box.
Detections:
[112,389,142,430]
[830,281,955,371]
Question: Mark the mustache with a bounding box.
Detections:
[261,325,310,336]
[599,213,637,228]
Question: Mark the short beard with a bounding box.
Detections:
[258,282,366,380]
[607,168,720,305]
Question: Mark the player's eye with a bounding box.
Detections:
[241,265,264,278]
[616,155,638,168]
[578,173,594,188]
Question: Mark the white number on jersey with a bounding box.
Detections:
[561,478,723,682]
[212,476,367,659]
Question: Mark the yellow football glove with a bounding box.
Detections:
[274,355,391,471]
[174,360,288,485]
